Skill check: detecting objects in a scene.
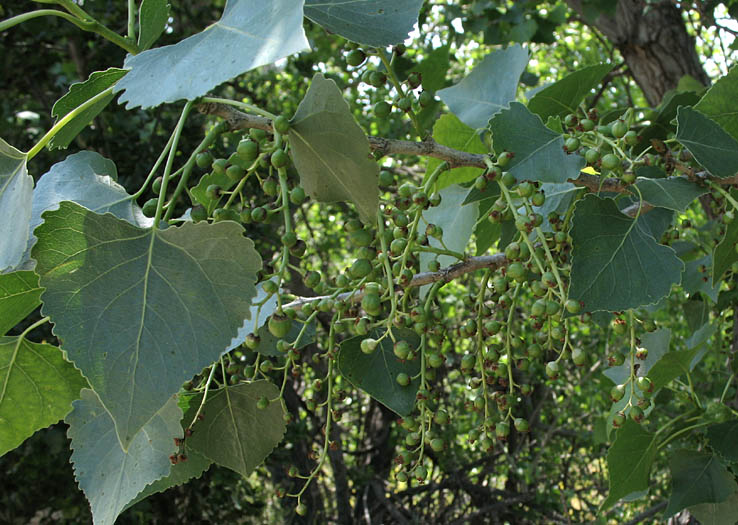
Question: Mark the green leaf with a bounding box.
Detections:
[114,0,310,109]
[676,107,738,179]
[66,389,182,525]
[683,296,710,332]
[123,449,212,513]
[182,381,286,477]
[707,420,738,463]
[694,65,738,141]
[690,491,738,525]
[421,184,478,270]
[489,102,585,184]
[138,0,170,50]
[569,194,684,312]
[0,337,88,456]
[304,0,423,47]
[682,255,720,303]
[633,176,707,212]
[413,45,450,93]
[0,271,42,336]
[289,73,379,224]
[33,202,262,449]
[426,114,486,190]
[438,45,529,129]
[0,138,32,273]
[713,199,738,286]
[48,69,127,150]
[600,419,657,511]
[338,329,421,417]
[664,450,738,517]
[647,348,699,391]
[634,91,701,154]
[527,64,613,122]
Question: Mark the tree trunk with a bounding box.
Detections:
[566,0,710,106]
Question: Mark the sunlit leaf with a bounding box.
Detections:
[0,138,31,273]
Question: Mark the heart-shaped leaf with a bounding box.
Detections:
[438,45,529,129]
[338,328,421,417]
[114,0,310,109]
[633,176,707,212]
[528,63,613,122]
[33,202,261,449]
[569,194,683,312]
[182,381,286,477]
[664,450,738,517]
[289,73,379,223]
[489,102,585,184]
[676,107,738,179]
[694,65,738,141]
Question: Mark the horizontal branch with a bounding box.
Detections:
[282,254,508,310]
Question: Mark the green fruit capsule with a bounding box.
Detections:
[237,139,259,162]
[290,186,307,204]
[152,176,163,195]
[545,361,560,379]
[195,151,214,169]
[142,198,158,218]
[514,418,529,432]
[360,338,378,354]
[611,119,628,138]
[250,206,267,222]
[394,340,411,360]
[213,208,239,222]
[349,258,372,279]
[273,115,290,134]
[601,153,620,170]
[564,137,580,152]
[346,49,367,67]
[362,293,382,316]
[256,396,270,410]
[564,299,581,314]
[378,170,394,187]
[205,184,221,200]
[226,164,244,182]
[396,372,410,386]
[268,314,292,339]
[624,130,639,146]
[612,411,626,428]
[610,384,626,402]
[271,149,289,168]
[349,229,373,247]
[262,178,278,196]
[211,157,228,175]
[585,148,600,165]
[374,100,392,118]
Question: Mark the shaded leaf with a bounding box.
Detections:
[413,45,450,93]
[682,255,720,303]
[707,420,738,463]
[600,420,657,511]
[33,202,261,449]
[182,381,286,477]
[528,64,613,122]
[304,0,423,47]
[648,348,699,391]
[569,194,683,312]
[676,107,738,178]
[49,69,127,150]
[713,197,738,285]
[438,45,529,129]
[694,66,738,141]
[427,114,486,190]
[123,449,211,513]
[489,102,585,184]
[338,329,421,417]
[690,491,738,525]
[66,390,181,525]
[0,271,42,336]
[0,138,32,273]
[633,176,707,212]
[0,337,88,456]
[683,296,710,332]
[115,0,310,109]
[664,450,738,517]
[634,91,701,155]
[289,73,379,223]
[475,198,501,255]
[138,0,169,50]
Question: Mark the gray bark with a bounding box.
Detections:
[566,0,710,105]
